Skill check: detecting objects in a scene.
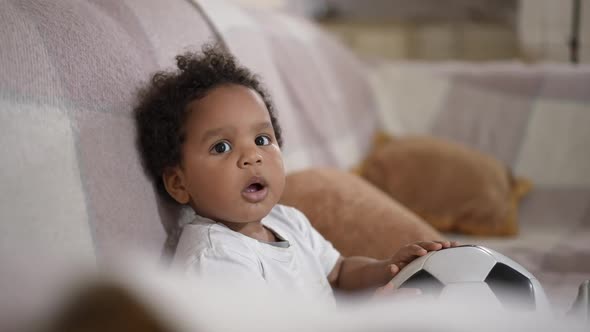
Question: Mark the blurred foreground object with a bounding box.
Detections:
[568,280,590,324]
[41,260,588,332]
[47,283,171,332]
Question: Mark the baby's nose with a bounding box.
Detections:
[238,149,262,167]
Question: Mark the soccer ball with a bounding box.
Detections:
[390,245,551,312]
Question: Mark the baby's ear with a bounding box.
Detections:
[162,167,190,204]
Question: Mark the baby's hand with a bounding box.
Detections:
[373,282,422,299]
[387,241,459,277]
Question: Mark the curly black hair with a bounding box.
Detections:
[134,45,283,203]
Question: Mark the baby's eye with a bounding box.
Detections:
[211,141,232,154]
[255,135,271,146]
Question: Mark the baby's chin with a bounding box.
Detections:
[238,202,277,223]
[211,200,277,225]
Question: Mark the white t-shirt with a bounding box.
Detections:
[172,204,341,304]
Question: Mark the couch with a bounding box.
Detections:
[1,0,588,330]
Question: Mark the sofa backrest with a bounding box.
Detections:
[0,0,216,273]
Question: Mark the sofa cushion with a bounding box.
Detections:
[358,134,531,236]
[279,168,443,259]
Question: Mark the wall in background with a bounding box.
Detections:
[318,20,518,61]
[316,0,518,62]
[519,0,589,63]
[227,0,588,63]
[230,0,284,9]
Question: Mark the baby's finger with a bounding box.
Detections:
[414,241,443,252]
[450,241,460,247]
[407,243,429,256]
[374,282,396,297]
[389,264,400,276]
[433,240,451,248]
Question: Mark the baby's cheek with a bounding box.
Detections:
[268,150,285,171]
[270,157,286,196]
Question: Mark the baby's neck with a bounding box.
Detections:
[218,220,277,242]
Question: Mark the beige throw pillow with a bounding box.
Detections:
[279,168,444,259]
[358,134,532,236]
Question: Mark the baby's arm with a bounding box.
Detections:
[327,255,391,290]
[328,241,457,291]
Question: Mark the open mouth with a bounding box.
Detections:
[242,176,269,203]
[245,182,265,193]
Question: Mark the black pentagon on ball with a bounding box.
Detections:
[400,270,445,297]
[485,262,536,310]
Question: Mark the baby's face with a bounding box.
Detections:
[172,84,285,224]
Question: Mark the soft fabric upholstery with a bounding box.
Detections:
[0,1,220,297]
[279,168,444,259]
[0,2,217,328]
[359,134,531,236]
